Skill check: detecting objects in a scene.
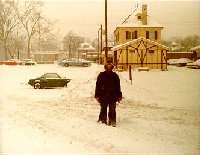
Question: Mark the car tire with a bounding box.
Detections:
[34,82,41,89]
[64,63,69,67]
[83,63,88,67]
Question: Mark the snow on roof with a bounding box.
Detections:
[168,52,192,53]
[112,37,170,51]
[77,42,95,51]
[116,5,163,29]
[171,42,179,46]
[194,59,200,65]
[191,45,200,51]
[175,58,194,63]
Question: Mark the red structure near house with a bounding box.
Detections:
[167,51,197,60]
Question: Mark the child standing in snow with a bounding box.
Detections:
[95,61,122,127]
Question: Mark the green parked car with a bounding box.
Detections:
[28,73,71,89]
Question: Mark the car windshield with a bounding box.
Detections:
[70,58,79,61]
[9,59,20,62]
[46,73,60,79]
[23,59,32,62]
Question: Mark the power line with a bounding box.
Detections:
[122,3,139,24]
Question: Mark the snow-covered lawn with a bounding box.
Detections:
[0,64,200,154]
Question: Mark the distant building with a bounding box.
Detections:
[34,51,59,64]
[191,45,200,59]
[112,4,169,70]
[171,42,184,52]
[77,42,98,61]
[167,43,197,60]
[167,51,195,60]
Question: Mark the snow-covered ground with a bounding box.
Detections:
[0,64,200,154]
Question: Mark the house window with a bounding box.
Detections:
[132,31,137,39]
[147,31,158,40]
[148,50,154,53]
[149,32,155,40]
[126,31,131,40]
[146,31,149,39]
[138,16,141,19]
[129,50,135,53]
[155,31,158,40]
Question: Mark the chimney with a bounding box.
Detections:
[141,5,147,25]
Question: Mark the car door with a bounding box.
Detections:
[53,74,62,87]
[45,74,54,87]
[59,79,66,87]
[77,59,83,66]
[45,73,60,87]
[72,59,78,66]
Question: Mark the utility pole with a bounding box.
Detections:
[105,0,108,63]
[100,24,102,64]
[98,25,103,65]
[98,28,99,64]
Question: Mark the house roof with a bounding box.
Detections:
[77,42,95,51]
[112,37,170,51]
[115,5,163,29]
[191,45,200,51]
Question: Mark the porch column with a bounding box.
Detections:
[125,46,128,70]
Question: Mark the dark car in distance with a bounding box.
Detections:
[28,73,71,89]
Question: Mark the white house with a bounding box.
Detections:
[77,42,98,61]
[191,45,200,59]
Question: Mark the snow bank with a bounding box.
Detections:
[0,64,200,154]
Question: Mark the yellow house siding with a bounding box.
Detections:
[113,5,167,70]
[114,27,163,46]
[113,38,169,70]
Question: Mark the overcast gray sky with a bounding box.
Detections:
[42,0,200,40]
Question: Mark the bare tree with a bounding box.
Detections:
[162,40,171,48]
[17,0,43,58]
[181,36,200,51]
[63,31,84,59]
[170,35,200,51]
[0,0,3,40]
[0,0,19,60]
[34,16,55,52]
[12,32,25,59]
[32,31,61,52]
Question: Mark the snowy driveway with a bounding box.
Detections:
[0,64,200,154]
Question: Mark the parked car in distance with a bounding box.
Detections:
[22,59,37,65]
[187,59,200,69]
[28,73,71,89]
[0,59,22,65]
[58,58,91,67]
[168,58,193,67]
[9,59,22,65]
